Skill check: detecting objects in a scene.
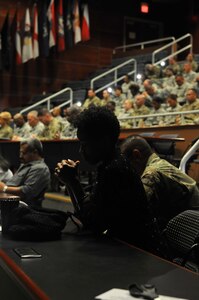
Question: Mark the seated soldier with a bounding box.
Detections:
[0,138,51,208]
[82,89,101,109]
[178,88,199,124]
[12,113,30,140]
[38,108,62,140]
[121,135,199,232]
[0,111,13,140]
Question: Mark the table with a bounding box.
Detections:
[0,136,185,171]
[0,232,198,300]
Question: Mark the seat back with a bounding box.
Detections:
[153,134,179,160]
[165,210,199,268]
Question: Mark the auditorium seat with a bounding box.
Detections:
[152,134,179,163]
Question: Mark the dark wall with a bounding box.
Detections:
[0,0,199,110]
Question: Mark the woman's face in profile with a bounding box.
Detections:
[78,131,108,165]
[79,138,104,165]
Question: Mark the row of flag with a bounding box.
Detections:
[0,0,90,70]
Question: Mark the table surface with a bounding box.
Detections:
[0,231,198,300]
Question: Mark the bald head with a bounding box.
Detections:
[121,135,153,175]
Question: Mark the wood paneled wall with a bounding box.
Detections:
[1,0,199,109]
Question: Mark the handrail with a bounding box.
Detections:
[179,138,199,173]
[118,109,199,128]
[152,33,193,65]
[20,87,73,114]
[113,36,176,54]
[90,58,137,94]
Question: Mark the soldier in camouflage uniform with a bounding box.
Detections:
[170,74,191,105]
[112,85,126,109]
[0,111,13,140]
[121,135,199,231]
[133,94,151,127]
[61,105,82,139]
[12,113,30,140]
[118,99,135,129]
[177,88,199,124]
[82,89,101,109]
[25,110,45,138]
[38,108,62,140]
[100,89,112,106]
[165,93,181,125]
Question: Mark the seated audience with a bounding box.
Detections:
[51,106,63,122]
[140,79,161,107]
[164,56,181,75]
[193,74,199,95]
[82,89,101,109]
[182,62,197,85]
[112,85,126,109]
[121,74,136,98]
[106,100,116,114]
[0,111,13,140]
[185,53,198,72]
[145,96,166,127]
[133,93,151,127]
[118,99,135,129]
[0,138,51,207]
[12,113,30,140]
[144,63,161,84]
[165,93,181,125]
[121,135,199,231]
[178,88,199,124]
[51,106,66,130]
[55,106,152,249]
[0,154,13,183]
[26,110,45,138]
[171,74,191,105]
[161,67,176,95]
[38,108,62,139]
[61,105,82,139]
[100,89,112,106]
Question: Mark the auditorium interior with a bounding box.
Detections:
[0,0,199,299]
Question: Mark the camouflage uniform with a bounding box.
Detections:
[141,153,199,230]
[179,99,199,124]
[118,108,135,129]
[39,118,62,140]
[61,123,77,139]
[171,82,191,105]
[13,123,31,138]
[165,104,181,125]
[145,107,166,127]
[24,121,45,139]
[134,105,151,127]
[0,124,13,139]
[82,96,101,109]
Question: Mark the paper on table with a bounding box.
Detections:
[95,288,189,300]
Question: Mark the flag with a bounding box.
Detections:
[81,4,90,42]
[39,0,49,57]
[32,3,39,59]
[47,0,56,48]
[15,9,22,65]
[22,8,33,63]
[57,0,65,51]
[64,0,74,48]
[1,13,11,70]
[73,0,81,44]
[10,9,22,67]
